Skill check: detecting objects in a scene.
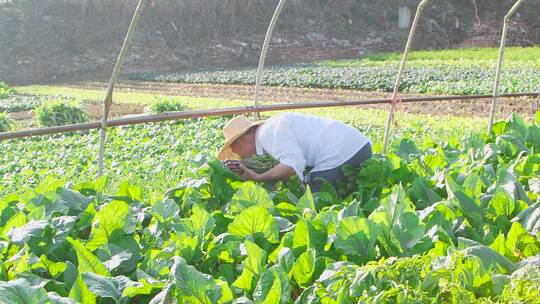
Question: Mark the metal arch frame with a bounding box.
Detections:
[97,0,148,177]
[254,0,288,120]
[382,0,431,154]
[488,0,526,136]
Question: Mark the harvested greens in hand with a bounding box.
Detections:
[225,154,279,174]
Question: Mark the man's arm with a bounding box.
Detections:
[239,163,295,182]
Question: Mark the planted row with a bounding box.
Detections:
[129,61,540,95]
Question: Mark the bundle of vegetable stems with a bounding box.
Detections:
[224,154,279,174]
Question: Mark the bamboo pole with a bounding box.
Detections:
[488,0,525,136]
[382,0,431,155]
[2,92,537,141]
[254,0,288,120]
[98,0,148,177]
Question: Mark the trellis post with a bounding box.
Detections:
[98,0,148,176]
[254,0,288,120]
[488,0,525,136]
[382,0,431,154]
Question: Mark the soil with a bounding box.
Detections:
[66,81,540,119]
[83,101,145,118]
[8,81,538,123]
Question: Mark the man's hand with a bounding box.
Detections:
[225,160,244,175]
[239,164,262,181]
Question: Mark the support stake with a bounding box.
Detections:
[254,0,288,120]
[382,0,431,155]
[98,0,147,177]
[488,0,524,136]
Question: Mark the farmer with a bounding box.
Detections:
[218,113,372,193]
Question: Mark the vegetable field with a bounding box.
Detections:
[1,46,540,303]
[0,110,539,303]
[129,48,540,96]
[0,108,486,198]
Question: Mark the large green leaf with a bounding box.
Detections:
[103,251,132,272]
[233,241,267,293]
[151,199,180,223]
[0,279,48,304]
[66,237,109,276]
[526,125,540,150]
[148,285,173,304]
[113,181,143,203]
[56,188,94,213]
[507,113,528,139]
[276,247,295,275]
[369,185,428,255]
[171,256,222,304]
[496,170,532,204]
[515,202,540,233]
[488,188,515,218]
[82,272,138,302]
[459,237,516,273]
[98,234,141,274]
[8,220,48,245]
[51,216,78,243]
[394,138,420,161]
[253,265,291,304]
[228,206,279,244]
[87,200,136,250]
[334,217,379,261]
[31,255,67,279]
[292,248,316,287]
[445,175,484,228]
[411,178,442,207]
[191,204,215,240]
[393,212,436,255]
[505,222,540,260]
[490,233,512,260]
[369,185,414,230]
[69,275,97,304]
[122,275,164,298]
[229,182,273,214]
[207,233,242,264]
[297,186,316,214]
[292,219,327,254]
[0,211,27,240]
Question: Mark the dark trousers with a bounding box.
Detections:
[307,144,372,193]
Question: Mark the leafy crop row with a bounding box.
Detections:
[0,112,538,303]
[129,61,540,96]
[0,95,75,113]
[0,111,485,198]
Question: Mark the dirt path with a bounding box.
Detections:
[55,80,540,119]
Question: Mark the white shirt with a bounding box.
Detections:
[255,113,371,181]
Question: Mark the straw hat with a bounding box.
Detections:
[217,115,265,160]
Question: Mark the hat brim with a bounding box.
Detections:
[217,120,265,161]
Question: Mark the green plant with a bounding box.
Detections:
[0,95,61,113]
[147,98,188,114]
[0,112,13,132]
[35,99,89,127]
[0,81,16,99]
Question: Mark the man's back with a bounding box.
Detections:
[255,113,370,179]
